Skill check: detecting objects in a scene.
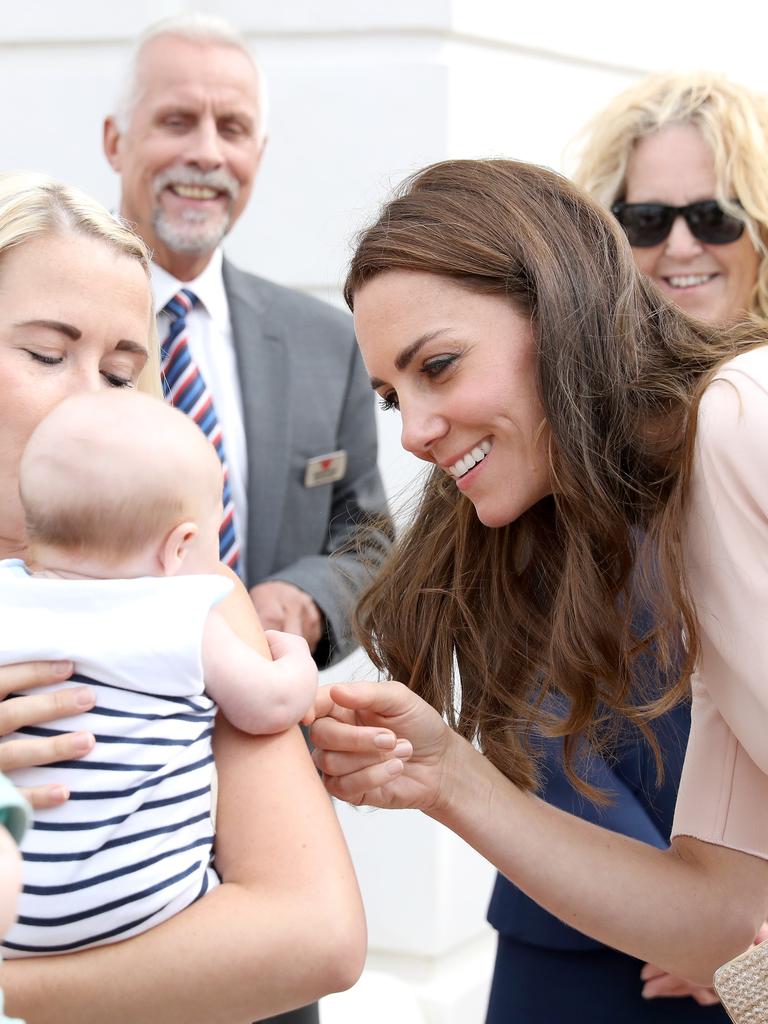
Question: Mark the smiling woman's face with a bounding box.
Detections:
[0,230,152,551]
[624,122,760,324]
[354,269,552,528]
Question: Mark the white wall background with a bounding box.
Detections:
[3,3,765,1020]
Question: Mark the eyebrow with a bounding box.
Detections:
[14,320,148,357]
[369,329,450,390]
[115,340,149,357]
[16,319,81,340]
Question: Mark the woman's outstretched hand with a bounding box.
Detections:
[639,961,720,1005]
[309,681,454,813]
[0,661,95,809]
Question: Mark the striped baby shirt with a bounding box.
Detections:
[0,560,231,956]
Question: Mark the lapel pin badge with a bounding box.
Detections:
[304,449,348,488]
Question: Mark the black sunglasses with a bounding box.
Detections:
[611,199,745,247]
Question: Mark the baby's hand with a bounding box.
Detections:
[205,616,317,734]
[265,630,318,727]
[265,629,312,663]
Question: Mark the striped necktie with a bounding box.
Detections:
[160,289,241,573]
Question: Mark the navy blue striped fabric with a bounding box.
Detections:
[0,565,232,957]
[3,670,220,955]
[21,724,213,748]
[24,836,213,895]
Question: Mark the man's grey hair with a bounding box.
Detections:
[112,12,268,141]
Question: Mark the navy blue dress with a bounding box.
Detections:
[485,700,729,1022]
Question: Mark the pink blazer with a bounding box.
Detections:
[674,346,768,858]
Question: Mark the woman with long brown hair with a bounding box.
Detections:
[311,157,768,992]
[477,70,768,1021]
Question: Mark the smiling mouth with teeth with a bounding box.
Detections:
[169,184,224,201]
[663,273,717,289]
[447,438,492,478]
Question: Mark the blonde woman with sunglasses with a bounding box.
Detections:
[575,72,768,327]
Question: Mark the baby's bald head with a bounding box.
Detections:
[20,391,223,567]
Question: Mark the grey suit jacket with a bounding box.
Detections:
[223,260,391,666]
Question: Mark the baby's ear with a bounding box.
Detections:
[160,521,198,576]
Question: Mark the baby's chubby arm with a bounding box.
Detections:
[202,610,318,734]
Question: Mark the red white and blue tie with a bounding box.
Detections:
[160,288,241,573]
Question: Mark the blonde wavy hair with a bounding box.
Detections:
[573,72,768,319]
[0,171,161,395]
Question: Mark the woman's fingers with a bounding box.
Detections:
[0,731,95,775]
[0,686,95,734]
[311,681,416,742]
[311,684,359,725]
[0,663,96,811]
[311,681,447,811]
[322,758,407,807]
[18,783,71,811]
[312,738,412,778]
[310,714,398,756]
[312,680,424,744]
[640,964,719,1003]
[692,990,721,1007]
[639,963,665,981]
[0,660,74,698]
[327,680,413,718]
[0,660,93,735]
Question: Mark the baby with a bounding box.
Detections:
[0,391,317,956]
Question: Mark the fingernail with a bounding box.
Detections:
[53,661,74,676]
[72,732,95,754]
[394,740,412,758]
[74,688,95,709]
[386,758,404,776]
[50,785,69,802]
[374,733,396,749]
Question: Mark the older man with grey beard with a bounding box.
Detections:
[103,12,390,1024]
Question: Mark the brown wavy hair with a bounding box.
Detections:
[346,158,766,797]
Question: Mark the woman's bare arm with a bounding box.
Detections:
[438,729,767,986]
[0,574,366,1023]
[312,680,768,986]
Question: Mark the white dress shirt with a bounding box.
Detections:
[152,250,249,573]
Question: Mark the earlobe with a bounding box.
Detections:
[160,521,198,576]
[103,117,122,170]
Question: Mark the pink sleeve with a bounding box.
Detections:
[673,352,768,858]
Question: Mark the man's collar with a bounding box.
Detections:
[151,248,228,325]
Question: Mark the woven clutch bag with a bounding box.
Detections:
[713,941,768,1023]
